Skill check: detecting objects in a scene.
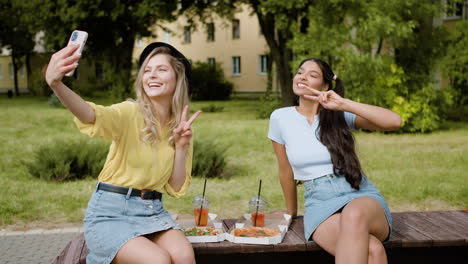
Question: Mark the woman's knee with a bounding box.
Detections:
[368,236,386,261]
[113,237,172,264]
[340,207,368,232]
[171,244,195,264]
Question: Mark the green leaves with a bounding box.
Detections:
[289,0,454,132]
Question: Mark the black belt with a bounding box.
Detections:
[97,182,162,200]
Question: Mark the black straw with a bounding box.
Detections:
[254,179,262,226]
[198,178,207,226]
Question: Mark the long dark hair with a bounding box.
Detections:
[295,58,363,189]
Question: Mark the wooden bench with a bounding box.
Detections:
[54,210,468,264]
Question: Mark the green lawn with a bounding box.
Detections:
[1,96,467,229]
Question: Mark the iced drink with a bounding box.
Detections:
[192,195,210,226]
[249,196,267,227]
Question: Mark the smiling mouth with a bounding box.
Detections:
[297,83,307,89]
[148,82,162,89]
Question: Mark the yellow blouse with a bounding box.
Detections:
[74,101,192,198]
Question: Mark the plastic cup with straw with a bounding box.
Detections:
[250,179,267,227]
[193,178,209,226]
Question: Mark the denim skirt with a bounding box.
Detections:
[83,183,179,264]
[303,174,392,241]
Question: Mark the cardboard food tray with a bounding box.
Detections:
[225,213,292,245]
[174,213,226,243]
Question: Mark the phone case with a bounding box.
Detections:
[65,30,88,77]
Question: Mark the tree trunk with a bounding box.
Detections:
[26,53,32,94]
[12,51,20,96]
[106,33,135,100]
[255,10,295,106]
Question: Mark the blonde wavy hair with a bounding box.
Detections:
[132,46,189,145]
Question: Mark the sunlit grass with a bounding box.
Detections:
[1,96,467,228]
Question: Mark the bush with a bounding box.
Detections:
[442,20,468,106]
[24,138,109,182]
[191,62,233,100]
[200,104,224,113]
[25,137,228,181]
[48,93,64,108]
[192,139,228,179]
[256,92,282,119]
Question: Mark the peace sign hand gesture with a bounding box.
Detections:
[173,106,202,149]
[303,87,345,111]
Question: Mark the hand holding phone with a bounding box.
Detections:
[65,30,88,77]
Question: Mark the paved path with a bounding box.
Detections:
[0,227,82,264]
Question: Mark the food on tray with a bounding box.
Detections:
[184,227,221,236]
[232,227,280,237]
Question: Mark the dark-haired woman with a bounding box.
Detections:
[268,58,401,264]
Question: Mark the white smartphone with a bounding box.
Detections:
[65,30,88,77]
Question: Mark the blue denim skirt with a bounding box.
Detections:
[303,174,392,241]
[83,183,179,264]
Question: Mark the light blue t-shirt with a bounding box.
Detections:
[268,107,357,181]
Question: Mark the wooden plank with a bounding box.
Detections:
[444,210,468,245]
[397,212,465,247]
[239,243,275,253]
[384,229,403,249]
[192,242,208,254]
[289,217,321,251]
[418,211,468,237]
[391,213,433,248]
[273,227,307,252]
[201,240,243,255]
[419,211,468,235]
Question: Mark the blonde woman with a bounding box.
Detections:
[46,42,201,264]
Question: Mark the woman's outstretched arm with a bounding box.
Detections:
[45,45,95,124]
[304,88,402,131]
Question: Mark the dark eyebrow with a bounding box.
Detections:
[299,67,321,75]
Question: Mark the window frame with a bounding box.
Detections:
[232,19,240,39]
[258,55,269,75]
[207,23,215,42]
[232,56,241,76]
[444,0,465,20]
[183,26,191,44]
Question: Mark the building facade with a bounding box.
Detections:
[133,4,277,97]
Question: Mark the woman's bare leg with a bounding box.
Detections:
[112,236,171,264]
[147,229,195,264]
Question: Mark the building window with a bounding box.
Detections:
[232,56,241,76]
[184,26,191,43]
[232,19,240,39]
[0,64,3,79]
[95,63,105,81]
[259,55,269,75]
[9,63,13,79]
[445,0,464,19]
[163,30,171,43]
[207,57,216,67]
[207,23,215,42]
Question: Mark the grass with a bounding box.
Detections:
[1,96,467,229]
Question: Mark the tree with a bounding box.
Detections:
[290,0,453,132]
[30,0,178,99]
[442,20,468,106]
[182,0,313,106]
[0,0,36,96]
